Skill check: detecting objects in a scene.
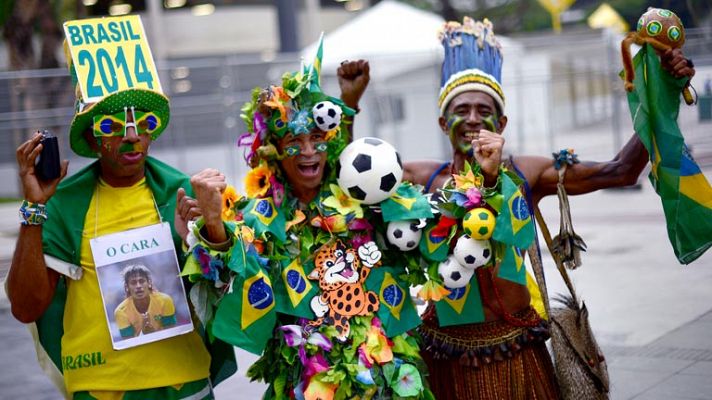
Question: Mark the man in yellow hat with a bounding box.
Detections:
[6,15,234,399]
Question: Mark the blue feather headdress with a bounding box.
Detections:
[438,18,504,116]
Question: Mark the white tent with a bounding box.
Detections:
[302,0,444,79]
[302,0,521,79]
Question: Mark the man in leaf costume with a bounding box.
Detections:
[182,39,434,399]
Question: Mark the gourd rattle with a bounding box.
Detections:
[621,8,694,105]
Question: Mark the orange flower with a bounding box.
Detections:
[263,86,290,123]
[221,185,242,221]
[286,209,306,231]
[417,280,451,302]
[359,323,394,366]
[244,163,272,198]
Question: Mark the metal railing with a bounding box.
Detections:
[0,28,710,197]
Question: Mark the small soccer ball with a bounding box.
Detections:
[453,235,492,270]
[386,220,422,251]
[336,137,403,205]
[438,255,474,289]
[312,101,342,132]
[462,207,495,240]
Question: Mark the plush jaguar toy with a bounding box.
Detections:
[307,240,381,341]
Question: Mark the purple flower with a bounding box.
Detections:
[269,175,285,207]
[451,188,483,209]
[307,332,333,352]
[280,324,305,347]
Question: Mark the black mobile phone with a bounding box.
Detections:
[36,130,61,181]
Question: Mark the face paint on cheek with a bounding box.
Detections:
[284,145,300,157]
[315,142,328,153]
[482,114,499,132]
[446,115,470,153]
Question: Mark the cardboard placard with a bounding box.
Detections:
[63,15,162,103]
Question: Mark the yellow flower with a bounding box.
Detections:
[221,185,242,221]
[244,163,272,198]
[322,184,363,218]
[417,280,451,302]
[453,168,483,190]
[239,225,255,244]
[324,128,338,141]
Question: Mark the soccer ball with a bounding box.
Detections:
[453,235,492,270]
[312,101,342,132]
[462,207,496,240]
[386,220,422,251]
[438,255,474,289]
[336,137,403,205]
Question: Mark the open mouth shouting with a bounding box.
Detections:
[296,160,322,178]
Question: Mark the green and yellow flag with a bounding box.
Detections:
[492,173,535,249]
[497,245,527,285]
[626,44,712,264]
[435,276,485,326]
[212,257,277,355]
[243,198,286,242]
[381,183,434,222]
[365,266,421,337]
[273,259,318,318]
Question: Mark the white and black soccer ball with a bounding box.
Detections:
[336,137,403,205]
[438,255,474,289]
[312,101,342,132]
[386,220,422,251]
[453,235,492,270]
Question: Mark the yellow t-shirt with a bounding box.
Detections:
[61,178,210,393]
[114,291,177,338]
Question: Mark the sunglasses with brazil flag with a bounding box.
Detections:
[92,107,162,139]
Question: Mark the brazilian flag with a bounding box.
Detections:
[242,198,286,242]
[626,44,712,264]
[365,266,421,337]
[381,183,434,222]
[212,256,277,355]
[273,259,318,318]
[434,275,485,327]
[497,245,527,285]
[492,173,535,249]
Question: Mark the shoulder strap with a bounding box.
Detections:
[425,161,451,193]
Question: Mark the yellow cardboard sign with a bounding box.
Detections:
[63,15,162,103]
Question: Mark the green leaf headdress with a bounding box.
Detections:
[237,34,355,171]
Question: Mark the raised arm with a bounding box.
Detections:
[190,168,228,244]
[520,48,695,203]
[7,132,68,323]
[338,60,370,143]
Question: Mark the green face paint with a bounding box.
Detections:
[446,114,470,153]
[482,115,498,132]
[119,143,136,154]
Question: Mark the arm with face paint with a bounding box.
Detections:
[7,132,69,323]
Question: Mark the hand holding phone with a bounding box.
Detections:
[36,130,61,181]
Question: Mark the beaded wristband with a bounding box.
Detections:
[480,167,503,198]
[19,200,48,226]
